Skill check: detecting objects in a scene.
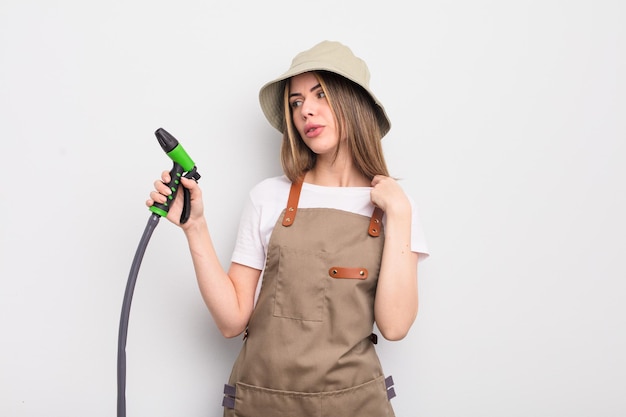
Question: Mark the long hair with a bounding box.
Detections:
[280,71,390,183]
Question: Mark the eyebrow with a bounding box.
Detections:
[288,83,322,98]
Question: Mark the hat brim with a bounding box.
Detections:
[259,63,391,138]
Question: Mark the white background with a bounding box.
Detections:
[1,1,624,416]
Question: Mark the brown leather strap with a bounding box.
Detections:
[282,179,304,227]
[328,267,368,279]
[368,207,384,237]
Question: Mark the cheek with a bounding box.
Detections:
[291,115,306,135]
[323,107,337,127]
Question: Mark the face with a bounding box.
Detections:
[288,72,339,156]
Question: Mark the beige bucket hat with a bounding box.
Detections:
[258,40,391,137]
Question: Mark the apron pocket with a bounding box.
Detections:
[273,246,328,322]
[323,376,395,417]
[231,377,394,417]
[234,382,322,417]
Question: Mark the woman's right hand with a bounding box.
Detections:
[146,170,205,228]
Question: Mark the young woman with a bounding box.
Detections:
[147,40,429,417]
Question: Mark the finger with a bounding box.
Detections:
[149,190,168,204]
[181,177,202,195]
[180,177,198,187]
[371,174,386,187]
[154,179,172,195]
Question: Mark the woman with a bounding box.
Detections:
[148,40,429,416]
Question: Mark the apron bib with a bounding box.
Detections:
[223,181,396,417]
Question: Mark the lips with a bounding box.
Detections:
[304,123,323,138]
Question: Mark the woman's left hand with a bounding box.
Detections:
[370,175,411,215]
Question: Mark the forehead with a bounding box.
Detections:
[288,72,320,93]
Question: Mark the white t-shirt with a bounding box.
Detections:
[231,175,429,271]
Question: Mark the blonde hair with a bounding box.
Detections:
[280,71,390,183]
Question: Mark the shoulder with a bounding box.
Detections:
[250,175,291,194]
[247,175,291,208]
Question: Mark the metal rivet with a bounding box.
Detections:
[285,217,291,222]
[371,228,377,233]
[332,269,338,275]
[360,270,365,276]
[374,219,380,224]
[288,207,294,212]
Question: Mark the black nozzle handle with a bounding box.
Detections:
[149,162,185,219]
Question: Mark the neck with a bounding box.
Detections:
[305,155,370,187]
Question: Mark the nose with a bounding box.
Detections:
[300,99,315,120]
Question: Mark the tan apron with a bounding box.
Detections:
[223,180,396,417]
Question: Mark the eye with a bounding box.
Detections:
[317,91,326,99]
[290,99,303,108]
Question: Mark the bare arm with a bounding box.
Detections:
[183,218,261,338]
[148,173,260,338]
[370,175,419,341]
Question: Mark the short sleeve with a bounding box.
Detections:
[231,194,267,271]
